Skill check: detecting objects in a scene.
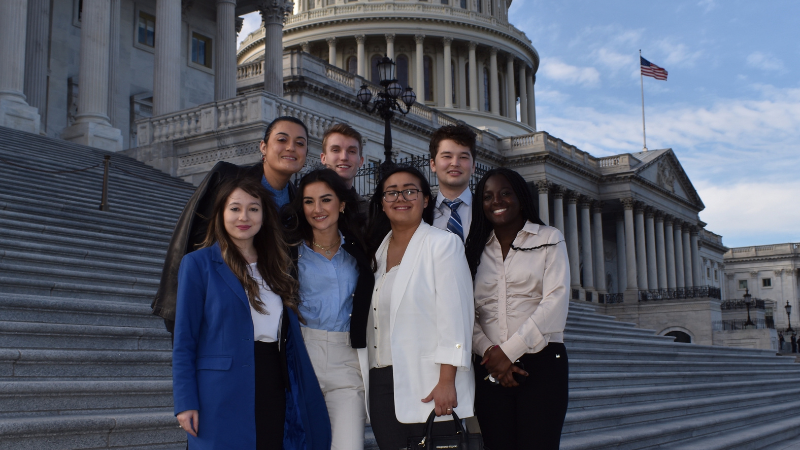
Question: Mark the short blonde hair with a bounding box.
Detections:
[322,123,363,156]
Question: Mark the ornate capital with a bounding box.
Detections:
[654,211,665,222]
[355,34,365,44]
[621,197,635,210]
[414,34,425,44]
[553,185,565,199]
[326,37,336,46]
[535,179,549,194]
[750,271,759,278]
[385,34,395,43]
[579,196,593,209]
[567,191,581,204]
[592,201,604,214]
[490,47,498,56]
[663,214,674,225]
[468,41,477,51]
[645,207,655,219]
[725,273,734,280]
[258,0,293,25]
[634,201,646,214]
[775,269,785,276]
[300,41,310,53]
[442,36,453,46]
[235,17,244,34]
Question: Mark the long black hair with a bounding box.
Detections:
[366,164,435,271]
[284,168,366,252]
[464,168,545,278]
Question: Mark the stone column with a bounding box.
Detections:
[154,0,182,114]
[518,65,528,124]
[655,213,667,290]
[645,209,658,289]
[592,202,606,293]
[691,229,701,286]
[356,35,366,77]
[664,217,676,289]
[616,215,627,293]
[215,0,237,101]
[477,60,485,112]
[0,0,41,133]
[107,0,121,130]
[414,35,425,94]
[385,34,394,60]
[327,37,337,66]
[443,37,453,108]
[634,203,649,290]
[24,0,50,131]
[566,193,581,290]
[683,227,693,287]
[62,0,122,151]
[457,52,466,108]
[552,186,565,235]
[526,72,536,130]
[674,221,685,288]
[468,41,478,111]
[260,0,291,96]
[536,180,549,226]
[622,198,638,292]
[489,47,499,114]
[505,56,515,118]
[580,198,594,292]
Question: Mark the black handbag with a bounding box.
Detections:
[406,410,486,450]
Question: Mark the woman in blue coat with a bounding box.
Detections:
[172,176,331,450]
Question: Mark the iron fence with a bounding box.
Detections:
[638,286,722,302]
[600,293,624,304]
[720,299,766,310]
[713,319,773,331]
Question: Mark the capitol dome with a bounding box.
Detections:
[237,0,539,136]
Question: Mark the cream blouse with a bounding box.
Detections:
[473,221,570,362]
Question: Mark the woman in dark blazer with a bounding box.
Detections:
[284,168,374,450]
[172,176,330,449]
[154,116,309,335]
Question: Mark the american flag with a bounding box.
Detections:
[640,56,668,81]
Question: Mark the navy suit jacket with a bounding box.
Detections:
[172,243,331,450]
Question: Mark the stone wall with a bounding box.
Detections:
[602,299,722,346]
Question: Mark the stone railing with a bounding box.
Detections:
[504,131,608,169]
[237,59,264,83]
[325,65,355,89]
[725,243,800,259]
[135,91,336,146]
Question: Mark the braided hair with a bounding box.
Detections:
[464,168,545,278]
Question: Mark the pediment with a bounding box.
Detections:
[635,150,704,210]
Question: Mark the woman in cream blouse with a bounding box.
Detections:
[465,168,570,450]
[362,165,475,450]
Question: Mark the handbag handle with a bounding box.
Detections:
[419,409,468,450]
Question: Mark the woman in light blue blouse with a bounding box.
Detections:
[285,169,374,450]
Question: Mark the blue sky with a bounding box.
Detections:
[239,1,799,247]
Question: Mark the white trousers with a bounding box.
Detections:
[301,327,366,450]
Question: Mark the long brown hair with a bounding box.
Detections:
[201,177,300,317]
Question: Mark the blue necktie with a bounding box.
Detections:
[443,199,464,242]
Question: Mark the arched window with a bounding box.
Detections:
[371,54,382,84]
[465,62,470,107]
[483,67,490,111]
[347,56,357,74]
[665,331,692,343]
[423,55,434,102]
[451,60,457,105]
[477,0,482,13]
[396,55,409,88]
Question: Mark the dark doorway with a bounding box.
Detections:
[665,331,692,343]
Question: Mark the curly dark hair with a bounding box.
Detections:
[464,168,545,278]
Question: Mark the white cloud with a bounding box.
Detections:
[237,12,262,47]
[539,58,600,87]
[746,52,785,72]
[595,48,633,72]
[653,40,703,67]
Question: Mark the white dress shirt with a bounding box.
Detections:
[367,265,399,369]
[433,188,472,239]
[247,263,284,343]
[473,221,570,362]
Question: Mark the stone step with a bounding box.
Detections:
[0,249,162,278]
[0,321,170,351]
[560,399,800,450]
[569,368,800,390]
[565,311,639,327]
[0,295,164,329]
[0,276,155,303]
[564,386,800,434]
[0,411,185,450]
[566,334,778,358]
[0,380,173,418]
[0,349,172,381]
[662,413,800,450]
[568,377,800,409]
[566,323,664,338]
[566,345,794,364]
[569,357,797,374]
[0,227,166,259]
[0,262,159,291]
[0,237,165,269]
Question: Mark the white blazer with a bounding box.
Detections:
[358,221,475,423]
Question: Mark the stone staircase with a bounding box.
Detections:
[1,126,799,449]
[0,127,192,449]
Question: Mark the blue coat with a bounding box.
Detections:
[172,243,331,450]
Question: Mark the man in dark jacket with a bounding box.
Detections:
[319,123,369,216]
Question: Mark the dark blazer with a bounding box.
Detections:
[172,243,331,450]
[289,228,375,349]
[152,161,296,323]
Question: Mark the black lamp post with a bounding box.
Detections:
[356,56,416,172]
[786,300,794,332]
[743,288,755,328]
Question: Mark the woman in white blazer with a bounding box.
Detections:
[359,165,475,450]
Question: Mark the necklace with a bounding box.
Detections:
[312,240,340,256]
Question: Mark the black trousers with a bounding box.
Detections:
[255,341,286,450]
[474,343,569,450]
[369,366,458,450]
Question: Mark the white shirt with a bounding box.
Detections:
[432,188,472,240]
[367,265,399,369]
[473,222,570,362]
[247,263,284,343]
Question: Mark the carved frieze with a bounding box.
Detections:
[656,160,676,193]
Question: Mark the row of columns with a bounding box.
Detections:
[536,182,703,297]
[325,33,537,129]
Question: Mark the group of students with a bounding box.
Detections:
[152,117,571,450]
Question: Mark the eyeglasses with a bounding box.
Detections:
[382,189,422,202]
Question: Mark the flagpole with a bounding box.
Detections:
[639,49,648,152]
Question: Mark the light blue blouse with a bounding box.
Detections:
[297,234,359,332]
